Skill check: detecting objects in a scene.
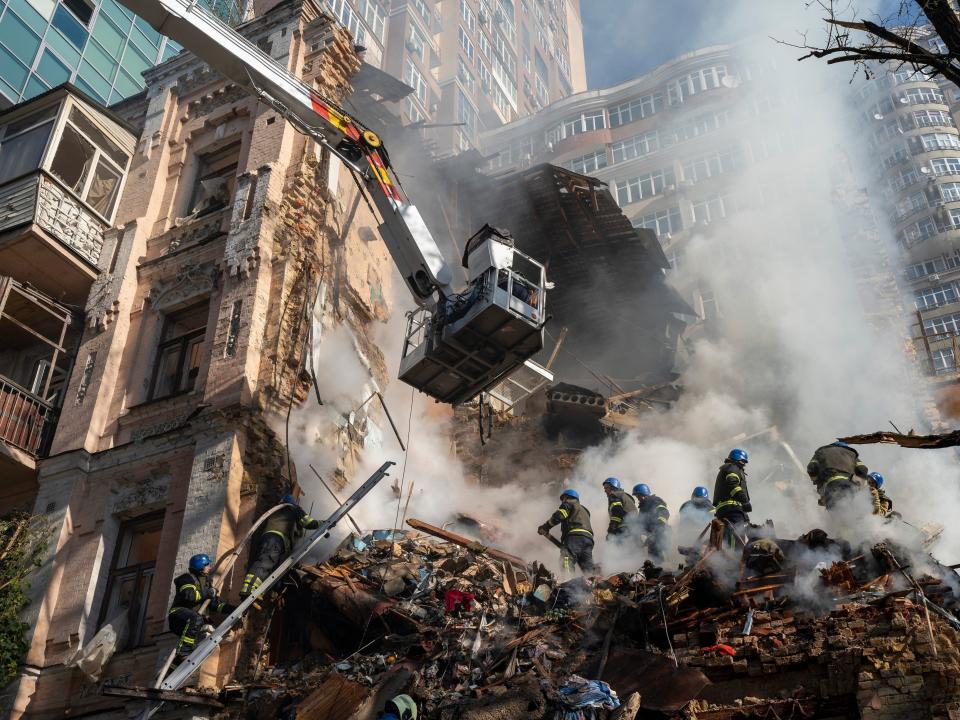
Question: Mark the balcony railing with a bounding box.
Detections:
[0,377,58,459]
[0,170,107,267]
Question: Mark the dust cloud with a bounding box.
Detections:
[289,1,960,580]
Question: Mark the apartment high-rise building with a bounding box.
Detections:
[853,29,960,411]
[1,0,587,157]
[0,0,185,106]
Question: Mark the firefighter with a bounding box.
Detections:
[168,553,235,659]
[868,472,894,518]
[806,440,869,510]
[602,477,636,538]
[240,494,319,598]
[538,489,595,574]
[632,483,670,561]
[380,694,418,720]
[713,448,751,545]
[679,487,714,520]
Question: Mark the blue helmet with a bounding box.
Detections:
[832,439,851,449]
[561,488,579,500]
[633,483,652,497]
[693,486,709,499]
[602,477,621,489]
[728,448,748,463]
[282,494,297,505]
[869,472,884,488]
[189,553,211,572]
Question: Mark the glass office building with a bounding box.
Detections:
[0,0,181,106]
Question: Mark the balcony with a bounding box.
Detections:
[0,276,77,458]
[0,86,136,305]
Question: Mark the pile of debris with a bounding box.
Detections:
[210,519,960,720]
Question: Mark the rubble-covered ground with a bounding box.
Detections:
[195,520,960,720]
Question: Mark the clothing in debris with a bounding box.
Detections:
[743,538,785,576]
[539,496,594,573]
[605,488,637,537]
[241,503,319,598]
[556,674,621,714]
[634,493,670,561]
[807,443,869,510]
[167,568,234,657]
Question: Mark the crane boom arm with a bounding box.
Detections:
[119,0,453,305]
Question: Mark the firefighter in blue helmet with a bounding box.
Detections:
[807,440,870,510]
[602,477,636,538]
[168,553,235,659]
[679,487,714,517]
[240,494,319,598]
[632,483,670,561]
[867,472,894,517]
[538,489,594,574]
[713,449,751,544]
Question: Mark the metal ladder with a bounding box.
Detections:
[140,460,395,716]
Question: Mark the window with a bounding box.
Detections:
[405,97,423,123]
[460,0,476,31]
[63,0,93,24]
[326,0,367,47]
[691,193,736,223]
[915,283,957,310]
[403,59,426,105]
[186,141,239,217]
[489,135,533,170]
[903,86,945,105]
[928,36,949,55]
[950,208,960,227]
[682,147,744,183]
[458,25,474,61]
[889,167,919,192]
[921,133,960,151]
[358,0,386,43]
[410,0,431,24]
[0,106,56,184]
[477,30,491,58]
[477,59,491,91]
[611,131,659,163]
[149,303,208,400]
[457,89,477,139]
[614,167,676,205]
[881,144,909,170]
[924,312,960,336]
[893,67,929,84]
[634,206,683,236]
[608,93,663,128]
[48,107,129,219]
[932,347,956,373]
[457,56,476,93]
[906,256,952,280]
[668,110,732,144]
[941,182,960,202]
[406,23,426,62]
[564,150,607,175]
[667,65,727,105]
[931,157,960,176]
[98,513,163,649]
[913,109,954,128]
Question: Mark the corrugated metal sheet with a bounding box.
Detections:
[0,174,39,236]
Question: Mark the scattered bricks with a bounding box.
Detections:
[732,659,748,674]
[860,671,876,682]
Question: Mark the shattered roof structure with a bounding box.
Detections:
[453,164,693,390]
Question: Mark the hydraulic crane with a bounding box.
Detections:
[118,0,548,404]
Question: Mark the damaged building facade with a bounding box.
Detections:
[0,2,397,716]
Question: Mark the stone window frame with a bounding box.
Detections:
[96,510,165,650]
[147,300,211,402]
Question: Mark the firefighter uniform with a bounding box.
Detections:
[241,504,319,598]
[713,461,751,543]
[168,570,234,657]
[606,488,637,537]
[679,496,714,519]
[807,444,869,510]
[539,497,594,574]
[635,494,670,561]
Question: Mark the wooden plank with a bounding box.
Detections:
[100,685,224,708]
[406,518,528,567]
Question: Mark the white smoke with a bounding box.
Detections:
[288,1,960,583]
